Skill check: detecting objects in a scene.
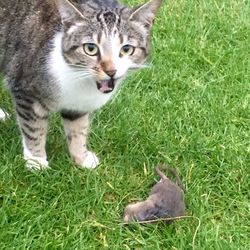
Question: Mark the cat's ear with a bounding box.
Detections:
[129,0,163,28]
[55,0,86,27]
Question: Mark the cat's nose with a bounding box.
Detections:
[104,69,117,78]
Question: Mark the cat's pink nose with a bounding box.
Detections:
[104,69,117,78]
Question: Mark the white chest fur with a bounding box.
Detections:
[48,32,115,113]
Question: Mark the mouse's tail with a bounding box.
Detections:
[156,164,186,192]
[155,166,169,181]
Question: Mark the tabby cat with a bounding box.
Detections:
[0,0,162,170]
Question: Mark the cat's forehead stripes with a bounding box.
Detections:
[96,10,120,35]
[103,11,117,28]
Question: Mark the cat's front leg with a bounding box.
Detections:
[61,112,99,169]
[16,102,49,170]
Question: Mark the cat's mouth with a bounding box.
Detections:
[96,79,115,94]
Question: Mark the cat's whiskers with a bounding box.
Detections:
[130,63,150,70]
[72,75,92,81]
[66,64,95,77]
[89,70,98,77]
[66,63,88,69]
[71,69,91,75]
[66,66,91,74]
[53,69,92,83]
[64,70,91,77]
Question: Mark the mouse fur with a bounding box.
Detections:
[123,165,186,223]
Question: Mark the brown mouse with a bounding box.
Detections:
[123,165,186,223]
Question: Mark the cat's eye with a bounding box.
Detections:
[83,43,99,56]
[120,45,135,57]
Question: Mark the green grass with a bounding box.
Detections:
[0,0,249,249]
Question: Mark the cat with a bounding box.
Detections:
[0,0,163,170]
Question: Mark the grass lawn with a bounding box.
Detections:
[0,0,249,249]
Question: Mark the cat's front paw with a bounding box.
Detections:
[0,109,9,120]
[24,156,50,171]
[80,151,99,169]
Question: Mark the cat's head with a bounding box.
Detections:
[55,0,163,94]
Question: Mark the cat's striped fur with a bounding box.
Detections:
[0,0,162,169]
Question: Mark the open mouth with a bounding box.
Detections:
[96,79,115,94]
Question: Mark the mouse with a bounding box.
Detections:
[123,164,186,223]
